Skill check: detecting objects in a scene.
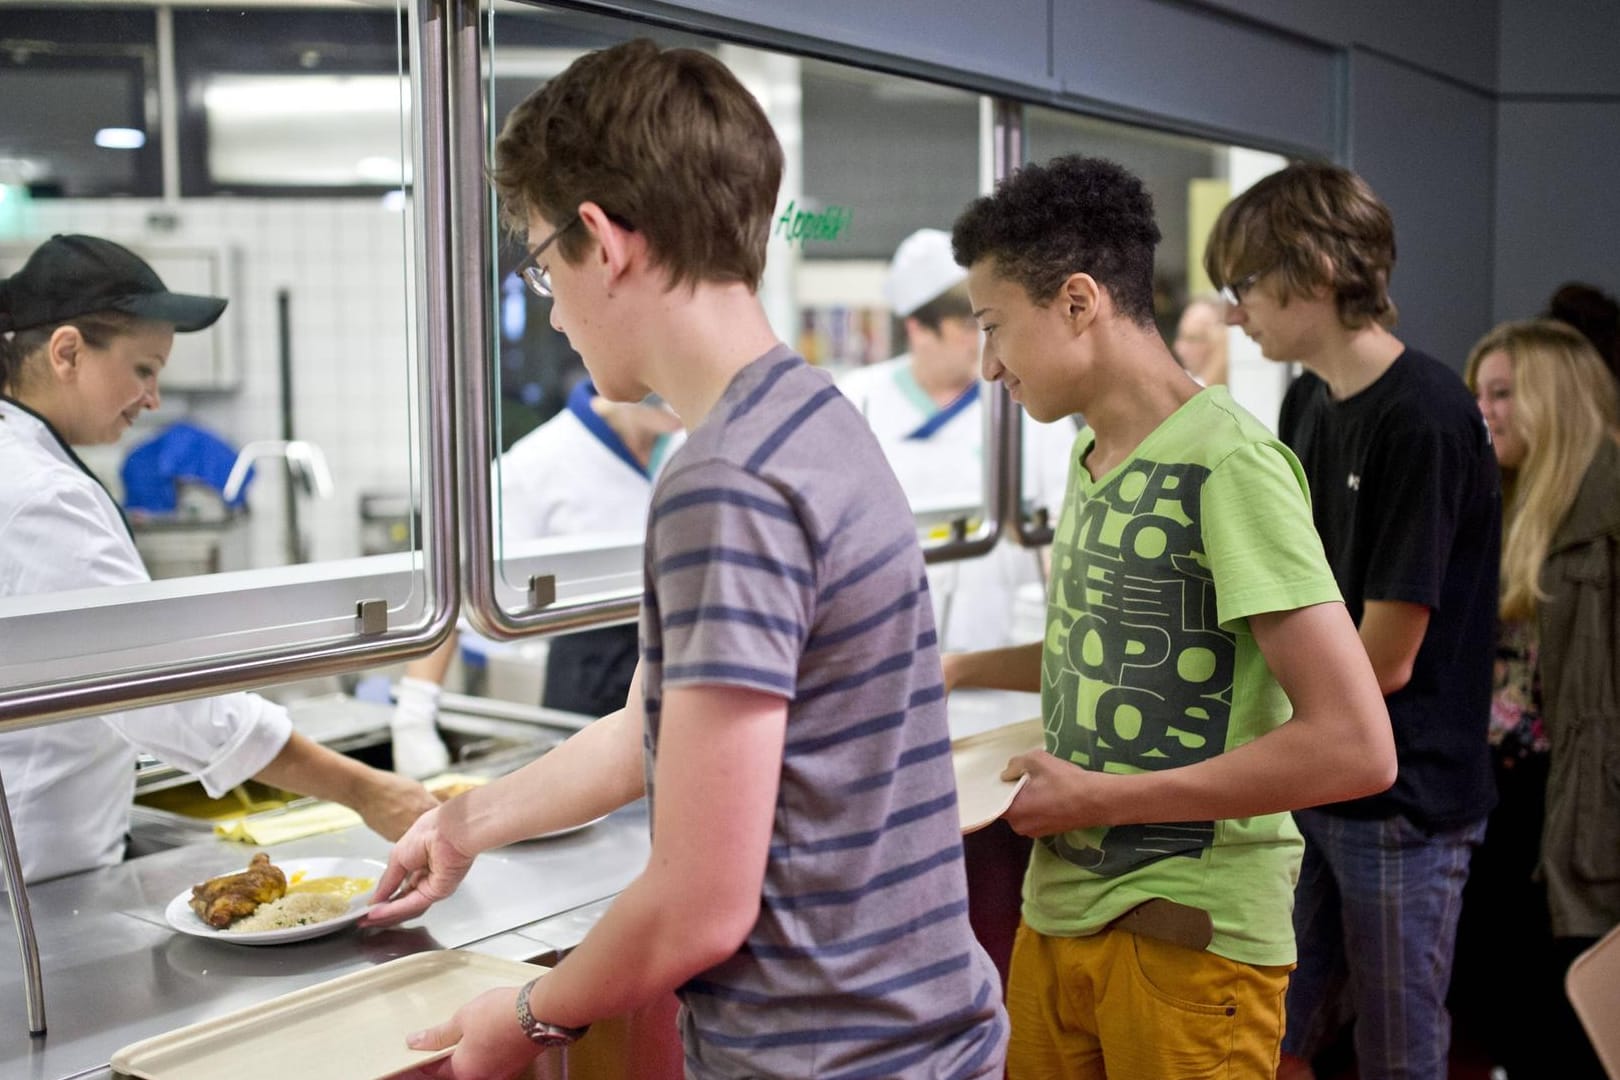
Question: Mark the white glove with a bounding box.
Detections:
[390,676,451,779]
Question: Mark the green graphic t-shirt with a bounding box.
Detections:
[1027,387,1342,966]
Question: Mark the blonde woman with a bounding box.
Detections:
[1455,318,1620,1079]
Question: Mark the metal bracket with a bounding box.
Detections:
[355,599,389,636]
[528,574,557,612]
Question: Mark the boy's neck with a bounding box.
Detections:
[638,281,783,431]
[1298,322,1406,401]
[1079,326,1201,481]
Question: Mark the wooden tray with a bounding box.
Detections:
[953,717,1043,833]
[111,950,547,1080]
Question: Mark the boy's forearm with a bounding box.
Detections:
[444,706,646,854]
[1083,711,1393,826]
[1023,601,1395,831]
[523,867,736,1029]
[944,641,1044,693]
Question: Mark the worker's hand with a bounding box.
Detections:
[355,768,440,841]
[391,676,452,779]
[404,986,542,1080]
[362,804,476,927]
[940,652,962,694]
[999,751,1102,837]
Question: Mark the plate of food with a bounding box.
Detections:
[165,853,386,945]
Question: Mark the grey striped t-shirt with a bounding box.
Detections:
[641,346,1007,1079]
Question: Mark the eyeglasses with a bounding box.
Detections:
[1218,268,1268,308]
[515,215,580,299]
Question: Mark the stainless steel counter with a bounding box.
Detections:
[0,802,650,1080]
[1,689,1036,1080]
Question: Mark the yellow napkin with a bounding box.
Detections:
[215,803,362,845]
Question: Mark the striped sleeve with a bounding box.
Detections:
[650,458,815,699]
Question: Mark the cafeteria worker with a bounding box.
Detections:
[0,234,437,883]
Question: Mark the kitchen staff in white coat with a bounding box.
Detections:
[837,228,1075,651]
[0,234,436,883]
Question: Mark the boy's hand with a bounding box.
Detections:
[999,751,1100,836]
[361,805,476,926]
[404,985,539,1079]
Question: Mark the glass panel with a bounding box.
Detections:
[0,9,162,198]
[479,6,1033,651]
[1026,108,1291,430]
[0,0,439,705]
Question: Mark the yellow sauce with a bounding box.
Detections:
[285,875,375,900]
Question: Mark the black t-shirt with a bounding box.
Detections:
[1279,348,1499,830]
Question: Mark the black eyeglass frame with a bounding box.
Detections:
[514,214,580,299]
[1218,267,1269,308]
[512,209,638,299]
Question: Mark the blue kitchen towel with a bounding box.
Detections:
[121,420,251,513]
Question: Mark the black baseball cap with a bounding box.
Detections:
[0,234,227,334]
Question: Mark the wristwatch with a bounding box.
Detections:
[515,977,590,1048]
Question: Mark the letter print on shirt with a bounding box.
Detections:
[1041,459,1232,876]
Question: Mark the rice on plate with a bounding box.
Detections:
[227,892,349,932]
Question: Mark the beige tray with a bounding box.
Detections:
[953,717,1043,833]
[111,950,547,1080]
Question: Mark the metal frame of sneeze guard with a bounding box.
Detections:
[455,0,640,641]
[457,34,1037,628]
[0,0,462,1035]
[920,96,1053,563]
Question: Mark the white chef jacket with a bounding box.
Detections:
[497,380,682,546]
[837,357,1076,651]
[0,398,291,883]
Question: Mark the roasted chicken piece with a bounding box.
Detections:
[189,852,287,928]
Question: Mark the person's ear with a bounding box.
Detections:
[46,325,84,382]
[1059,272,1101,334]
[578,201,640,288]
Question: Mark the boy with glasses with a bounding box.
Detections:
[941,153,1396,1080]
[362,38,1007,1079]
[1205,161,1501,1080]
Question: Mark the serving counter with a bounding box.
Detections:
[0,687,1040,1080]
[0,802,652,1080]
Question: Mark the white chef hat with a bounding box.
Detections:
[884,228,969,318]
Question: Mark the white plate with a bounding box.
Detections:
[524,814,608,841]
[165,856,387,945]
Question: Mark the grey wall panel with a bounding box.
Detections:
[1348,50,1495,371]
[1052,0,1338,157]
[624,0,1053,91]
[1193,0,1499,90]
[1499,0,1620,95]
[1493,102,1620,321]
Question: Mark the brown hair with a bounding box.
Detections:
[0,311,143,396]
[491,39,784,293]
[1466,318,1620,620]
[1203,161,1398,331]
[907,283,974,333]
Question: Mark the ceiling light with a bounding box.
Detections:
[95,127,147,150]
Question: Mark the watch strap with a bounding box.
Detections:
[515,976,589,1047]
